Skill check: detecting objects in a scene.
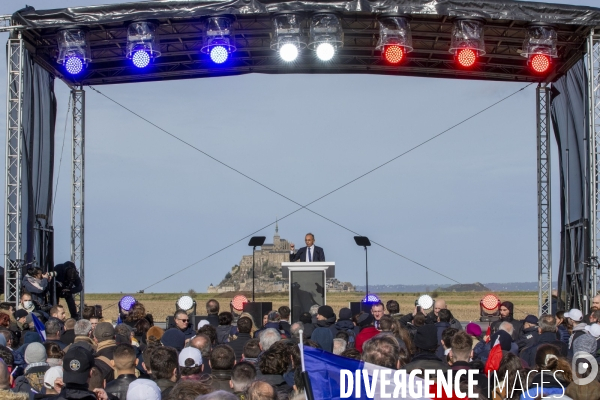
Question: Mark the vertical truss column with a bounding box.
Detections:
[4,37,24,306]
[71,88,85,317]
[589,29,600,300]
[537,83,552,316]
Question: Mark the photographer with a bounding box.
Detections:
[22,267,51,307]
[53,261,82,319]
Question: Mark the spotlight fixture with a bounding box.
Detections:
[308,13,343,61]
[202,16,236,64]
[416,294,434,310]
[56,29,91,75]
[176,295,196,312]
[119,295,136,312]
[449,19,485,68]
[126,21,161,69]
[376,16,413,65]
[271,13,306,63]
[480,293,501,322]
[521,25,557,75]
[231,295,248,313]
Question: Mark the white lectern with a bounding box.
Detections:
[281,262,335,322]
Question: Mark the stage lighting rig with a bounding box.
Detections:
[449,19,485,68]
[56,29,91,75]
[480,293,501,322]
[176,295,196,314]
[362,294,380,303]
[126,21,161,69]
[521,25,557,75]
[202,16,236,64]
[271,13,306,63]
[416,294,434,311]
[308,13,343,61]
[119,295,136,312]
[376,16,413,65]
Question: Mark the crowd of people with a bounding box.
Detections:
[0,292,599,399]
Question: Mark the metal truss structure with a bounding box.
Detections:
[21,16,590,86]
[71,88,85,317]
[537,84,552,316]
[590,30,600,304]
[4,37,23,305]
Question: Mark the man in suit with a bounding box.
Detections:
[289,233,325,262]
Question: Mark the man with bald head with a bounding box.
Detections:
[246,380,278,400]
[190,333,212,375]
[426,299,462,331]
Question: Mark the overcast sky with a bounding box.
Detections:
[0,0,597,293]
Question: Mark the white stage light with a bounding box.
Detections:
[177,295,195,311]
[279,43,299,62]
[417,294,434,310]
[316,43,335,61]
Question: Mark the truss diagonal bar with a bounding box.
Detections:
[71,88,85,317]
[589,29,600,300]
[537,84,552,316]
[4,38,24,306]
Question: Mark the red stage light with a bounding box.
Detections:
[384,45,404,64]
[481,294,500,311]
[530,53,551,74]
[456,48,477,68]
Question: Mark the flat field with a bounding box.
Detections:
[84,291,539,323]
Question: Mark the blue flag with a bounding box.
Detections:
[30,313,46,341]
[303,346,428,400]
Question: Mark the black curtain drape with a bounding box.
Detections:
[551,59,591,311]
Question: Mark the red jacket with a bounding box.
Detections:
[355,326,380,353]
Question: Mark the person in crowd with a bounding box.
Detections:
[169,380,211,399]
[555,310,570,345]
[572,323,600,356]
[448,331,488,394]
[522,344,571,398]
[173,310,195,341]
[490,352,525,400]
[289,322,303,343]
[45,318,67,350]
[133,318,150,349]
[197,391,239,400]
[298,313,314,338]
[115,323,134,346]
[259,328,281,352]
[241,339,261,366]
[341,348,361,360]
[49,305,67,323]
[490,301,522,341]
[146,326,164,348]
[22,268,51,307]
[238,312,258,338]
[465,322,484,359]
[435,309,452,344]
[311,326,333,352]
[124,302,153,330]
[206,299,220,327]
[567,336,600,399]
[229,361,256,398]
[53,262,83,320]
[149,345,178,397]
[402,324,448,374]
[437,327,458,361]
[521,314,567,367]
[126,378,162,400]
[229,317,252,362]
[565,308,586,354]
[43,365,64,397]
[65,319,96,353]
[44,341,65,368]
[355,313,379,353]
[208,345,236,393]
[362,335,400,369]
[93,321,118,384]
[198,325,218,346]
[105,343,138,399]
[190,333,212,375]
[497,321,519,354]
[333,338,347,355]
[371,302,385,330]
[334,308,358,348]
[245,380,278,400]
[13,342,50,395]
[62,318,76,345]
[178,346,204,381]
[18,292,35,314]
[516,315,539,352]
[257,345,292,399]
[255,312,289,339]
[278,306,291,334]
[161,328,186,353]
[386,300,402,320]
[217,312,234,344]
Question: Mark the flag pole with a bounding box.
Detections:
[299,329,315,400]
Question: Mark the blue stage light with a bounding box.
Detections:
[119,295,136,311]
[210,46,229,64]
[65,56,83,75]
[132,50,151,68]
[362,294,380,303]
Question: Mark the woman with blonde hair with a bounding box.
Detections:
[239,312,258,337]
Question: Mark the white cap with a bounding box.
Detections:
[127,379,161,400]
[197,319,210,330]
[586,324,600,338]
[565,309,583,322]
[44,366,63,390]
[178,346,203,367]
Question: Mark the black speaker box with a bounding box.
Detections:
[243,302,272,330]
[349,302,373,317]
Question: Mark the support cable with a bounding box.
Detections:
[88,83,532,293]
[51,96,72,214]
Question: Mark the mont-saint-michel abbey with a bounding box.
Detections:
[208,223,355,293]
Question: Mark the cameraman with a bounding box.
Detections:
[53,261,82,319]
[22,267,51,307]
